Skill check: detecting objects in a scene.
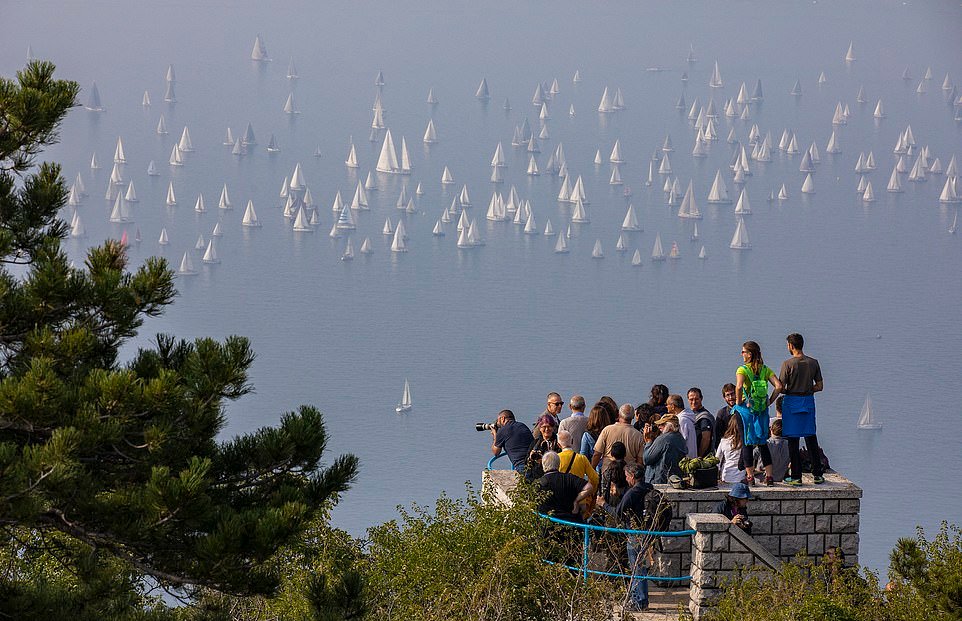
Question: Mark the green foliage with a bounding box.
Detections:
[1,60,359,614]
[888,522,962,620]
[363,484,611,621]
[709,522,962,621]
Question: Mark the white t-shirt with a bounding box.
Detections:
[715,437,745,484]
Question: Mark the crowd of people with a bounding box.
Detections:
[487,333,829,612]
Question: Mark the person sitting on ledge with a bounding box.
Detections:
[757,418,790,482]
[642,413,687,484]
[714,482,753,534]
[490,409,531,473]
[536,451,595,524]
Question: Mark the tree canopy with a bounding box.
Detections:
[0,61,358,616]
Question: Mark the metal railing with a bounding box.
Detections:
[486,451,694,582]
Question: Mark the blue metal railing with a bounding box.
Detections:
[486,451,694,582]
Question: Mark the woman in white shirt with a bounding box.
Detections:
[715,416,747,484]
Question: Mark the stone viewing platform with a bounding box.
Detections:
[483,469,862,620]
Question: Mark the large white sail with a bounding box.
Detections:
[857,394,881,429]
[622,205,641,231]
[376,130,400,173]
[651,234,665,261]
[730,218,751,249]
[242,200,261,227]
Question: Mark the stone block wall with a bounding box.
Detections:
[653,472,861,581]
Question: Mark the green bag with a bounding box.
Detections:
[740,364,769,412]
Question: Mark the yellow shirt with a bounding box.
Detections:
[557,449,599,489]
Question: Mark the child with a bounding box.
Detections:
[757,419,790,481]
[715,416,746,484]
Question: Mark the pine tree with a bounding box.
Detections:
[0,62,359,614]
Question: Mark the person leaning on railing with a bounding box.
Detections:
[536,451,595,524]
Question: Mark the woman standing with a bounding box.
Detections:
[524,415,562,481]
[578,405,609,462]
[715,415,745,484]
[734,341,783,485]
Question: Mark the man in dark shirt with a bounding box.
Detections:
[778,333,825,485]
[714,383,738,451]
[491,409,532,472]
[536,451,594,523]
[598,463,653,612]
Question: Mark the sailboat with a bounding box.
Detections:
[178,251,197,276]
[844,42,856,63]
[391,225,407,252]
[475,78,490,101]
[345,142,359,169]
[287,57,298,80]
[730,218,751,249]
[85,81,105,112]
[949,211,957,234]
[251,35,270,62]
[242,200,261,227]
[857,394,882,430]
[621,205,641,231]
[396,380,413,413]
[651,234,666,261]
[631,249,642,266]
[284,93,299,114]
[341,238,354,261]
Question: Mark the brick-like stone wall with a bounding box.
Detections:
[654,472,861,580]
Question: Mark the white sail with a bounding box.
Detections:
[475,78,490,100]
[698,246,707,260]
[571,198,589,223]
[194,194,206,213]
[710,61,723,88]
[707,170,731,203]
[286,57,298,79]
[651,234,665,261]
[218,184,232,210]
[108,195,125,223]
[391,225,407,252]
[345,143,359,168]
[845,42,856,62]
[609,166,622,185]
[113,137,126,163]
[801,173,816,194]
[554,230,568,253]
[396,380,413,412]
[610,139,625,163]
[597,86,611,113]
[289,163,306,191]
[631,249,642,266]
[178,251,197,275]
[200,239,219,264]
[242,200,261,227]
[857,394,881,429]
[730,218,751,249]
[423,119,439,144]
[778,183,789,201]
[400,137,413,174]
[622,205,641,231]
[166,182,177,206]
[156,114,168,135]
[211,222,223,237]
[734,189,752,215]
[678,181,702,219]
[862,181,876,202]
[251,35,270,61]
[292,206,313,232]
[169,145,184,167]
[441,166,455,185]
[886,167,903,193]
[158,228,170,245]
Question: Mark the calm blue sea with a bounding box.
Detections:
[4,0,961,573]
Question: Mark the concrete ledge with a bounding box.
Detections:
[658,471,861,502]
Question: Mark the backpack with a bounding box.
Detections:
[643,486,673,533]
[740,364,770,412]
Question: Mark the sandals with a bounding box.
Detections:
[745,474,756,486]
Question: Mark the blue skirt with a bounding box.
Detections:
[734,404,769,446]
[781,394,817,438]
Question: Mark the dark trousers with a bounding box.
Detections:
[742,443,771,469]
[788,435,823,478]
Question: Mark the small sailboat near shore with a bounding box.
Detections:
[857,394,882,430]
[396,379,413,413]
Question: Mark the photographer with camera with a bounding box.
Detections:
[488,409,532,473]
[714,482,753,534]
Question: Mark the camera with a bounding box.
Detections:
[475,422,499,432]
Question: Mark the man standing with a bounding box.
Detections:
[684,387,715,457]
[536,452,595,523]
[557,430,599,490]
[490,410,532,472]
[714,383,738,450]
[669,394,697,458]
[598,463,653,612]
[558,394,587,450]
[591,404,646,470]
[533,392,565,439]
[778,333,825,485]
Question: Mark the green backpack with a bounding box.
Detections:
[740,364,770,412]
